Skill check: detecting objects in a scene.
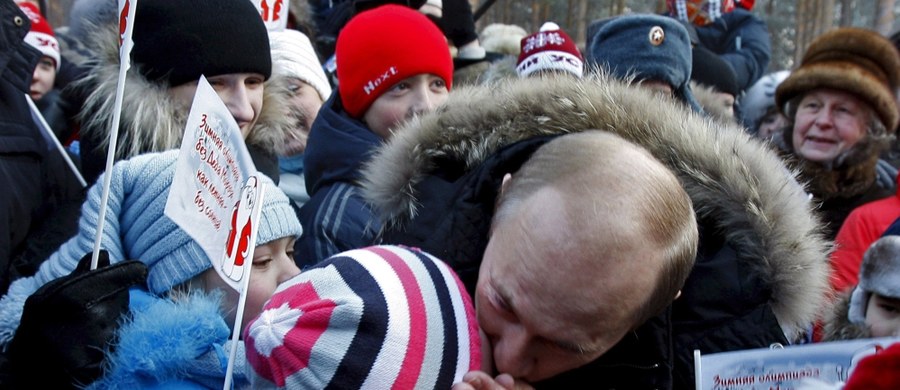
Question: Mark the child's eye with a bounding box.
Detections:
[391,82,411,92]
[431,79,446,89]
[253,258,273,268]
[879,303,900,314]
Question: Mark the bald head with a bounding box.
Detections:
[496,130,696,267]
[479,131,698,380]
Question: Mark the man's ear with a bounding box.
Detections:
[500,173,513,196]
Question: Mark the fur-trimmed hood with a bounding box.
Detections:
[361,72,830,338]
[822,291,871,342]
[691,80,738,125]
[74,21,292,160]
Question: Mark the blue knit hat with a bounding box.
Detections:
[0,151,302,348]
[117,152,302,293]
[586,14,702,113]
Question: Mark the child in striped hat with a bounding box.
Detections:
[245,245,484,388]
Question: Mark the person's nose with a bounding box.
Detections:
[278,254,301,284]
[491,325,535,379]
[814,108,835,129]
[407,86,438,118]
[220,85,255,127]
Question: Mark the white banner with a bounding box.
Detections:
[695,337,900,390]
[165,76,257,291]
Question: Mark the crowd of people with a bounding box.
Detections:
[1,0,899,388]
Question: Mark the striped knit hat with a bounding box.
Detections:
[244,245,481,389]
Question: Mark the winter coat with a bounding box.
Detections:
[295,94,382,267]
[830,174,900,295]
[73,20,292,185]
[0,0,83,296]
[361,73,829,389]
[87,288,249,389]
[34,89,78,145]
[694,8,771,92]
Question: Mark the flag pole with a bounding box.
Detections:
[24,95,87,188]
[223,182,266,390]
[91,0,137,270]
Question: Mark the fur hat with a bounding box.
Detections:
[336,4,452,118]
[587,14,702,112]
[479,23,528,56]
[268,29,333,101]
[776,27,900,130]
[132,0,272,87]
[516,22,584,79]
[17,2,60,70]
[848,235,900,324]
[245,245,480,388]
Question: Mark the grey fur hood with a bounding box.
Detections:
[361,72,830,338]
[75,21,291,159]
[691,81,738,125]
[822,291,871,342]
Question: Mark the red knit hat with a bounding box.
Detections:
[17,2,60,70]
[336,4,452,118]
[516,22,584,78]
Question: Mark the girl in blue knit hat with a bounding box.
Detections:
[0,151,303,388]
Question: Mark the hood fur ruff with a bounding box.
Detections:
[361,72,830,338]
[76,21,292,159]
[691,81,737,125]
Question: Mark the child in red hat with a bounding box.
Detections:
[16,2,59,101]
[296,4,453,266]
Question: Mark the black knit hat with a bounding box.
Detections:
[133,0,272,87]
[691,46,739,96]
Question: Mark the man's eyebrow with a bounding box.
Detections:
[551,337,601,356]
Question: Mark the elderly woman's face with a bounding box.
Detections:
[792,88,870,163]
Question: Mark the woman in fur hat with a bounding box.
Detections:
[775,27,900,240]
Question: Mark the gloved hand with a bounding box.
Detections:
[7,250,148,389]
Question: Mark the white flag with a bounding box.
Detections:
[165,76,257,291]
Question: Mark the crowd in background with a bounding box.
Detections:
[1,0,900,388]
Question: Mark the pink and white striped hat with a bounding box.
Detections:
[244,245,481,389]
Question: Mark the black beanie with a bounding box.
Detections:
[133,0,272,87]
[691,46,739,96]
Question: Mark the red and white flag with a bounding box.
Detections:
[117,0,136,70]
[164,75,258,291]
[251,0,289,32]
